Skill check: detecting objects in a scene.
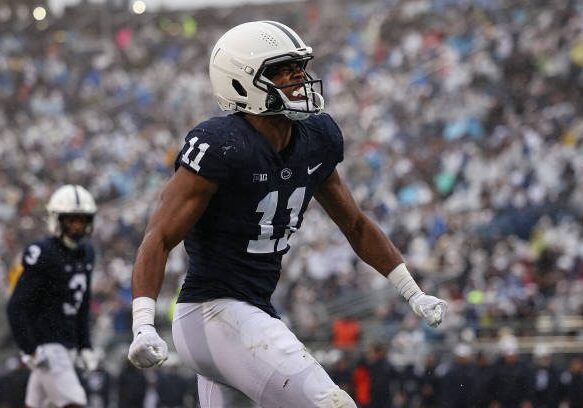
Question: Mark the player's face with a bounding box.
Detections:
[60,214,92,241]
[265,61,308,101]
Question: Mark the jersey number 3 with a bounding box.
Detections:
[247,187,305,254]
[63,273,87,316]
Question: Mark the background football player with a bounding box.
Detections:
[7,185,99,408]
[128,21,447,408]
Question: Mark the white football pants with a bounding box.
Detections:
[172,299,355,408]
[25,343,87,408]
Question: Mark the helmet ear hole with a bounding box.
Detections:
[265,88,283,111]
[232,79,247,97]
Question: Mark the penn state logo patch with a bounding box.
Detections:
[280,168,292,180]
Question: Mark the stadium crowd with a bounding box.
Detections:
[1,0,583,406]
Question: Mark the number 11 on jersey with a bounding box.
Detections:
[182,136,210,171]
[247,187,305,254]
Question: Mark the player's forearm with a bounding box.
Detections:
[131,231,171,335]
[131,230,171,300]
[344,214,404,277]
[345,214,447,326]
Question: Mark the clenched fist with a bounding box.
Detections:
[408,292,447,327]
[128,325,168,368]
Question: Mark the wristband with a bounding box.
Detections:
[387,263,422,301]
[132,297,156,335]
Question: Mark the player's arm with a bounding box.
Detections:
[132,167,218,299]
[315,170,403,275]
[129,167,218,368]
[315,170,447,327]
[6,246,45,357]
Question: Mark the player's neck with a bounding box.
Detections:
[243,114,292,152]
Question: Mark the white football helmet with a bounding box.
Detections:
[47,185,97,238]
[209,21,325,121]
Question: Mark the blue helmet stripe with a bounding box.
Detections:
[73,185,80,207]
[263,21,301,48]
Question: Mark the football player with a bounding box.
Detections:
[128,21,447,408]
[7,185,99,408]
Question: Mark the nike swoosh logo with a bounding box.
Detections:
[307,163,322,175]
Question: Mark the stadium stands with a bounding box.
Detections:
[1,0,582,406]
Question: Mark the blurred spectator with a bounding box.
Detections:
[489,337,533,407]
[531,344,561,408]
[155,355,193,408]
[353,343,394,408]
[117,359,147,407]
[329,351,355,398]
[438,343,477,408]
[82,366,112,408]
[332,315,361,350]
[473,351,495,408]
[560,356,583,408]
[397,363,421,407]
[418,355,440,408]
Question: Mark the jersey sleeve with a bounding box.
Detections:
[326,114,344,165]
[313,113,344,181]
[175,127,231,184]
[6,243,48,354]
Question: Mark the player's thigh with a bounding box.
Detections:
[37,343,87,407]
[173,300,355,407]
[197,374,257,408]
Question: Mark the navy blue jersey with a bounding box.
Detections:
[176,113,343,317]
[6,237,94,354]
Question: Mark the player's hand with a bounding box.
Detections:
[128,324,168,368]
[20,354,37,370]
[408,292,447,327]
[21,346,49,370]
[79,348,99,371]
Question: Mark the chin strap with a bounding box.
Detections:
[61,235,80,250]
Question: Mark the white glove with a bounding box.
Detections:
[128,324,168,369]
[21,346,49,370]
[408,292,448,327]
[79,348,99,371]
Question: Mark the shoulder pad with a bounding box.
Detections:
[176,115,255,181]
[301,113,343,159]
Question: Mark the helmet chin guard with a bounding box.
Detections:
[274,82,325,120]
[209,21,325,120]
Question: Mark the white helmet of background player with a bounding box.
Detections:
[209,21,325,121]
[47,185,97,240]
